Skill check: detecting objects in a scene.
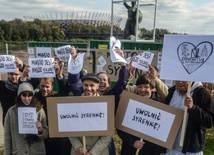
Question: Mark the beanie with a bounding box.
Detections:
[17,82,34,96]
[81,73,100,83]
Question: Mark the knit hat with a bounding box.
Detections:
[17,82,34,96]
[81,73,100,83]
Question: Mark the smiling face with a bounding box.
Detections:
[20,91,33,105]
[137,84,152,98]
[82,79,99,96]
[175,81,188,93]
[97,73,110,94]
[39,78,53,97]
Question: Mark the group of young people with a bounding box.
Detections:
[1,46,214,155]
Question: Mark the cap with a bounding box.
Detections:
[81,73,100,83]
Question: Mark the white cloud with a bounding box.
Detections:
[0,0,213,35]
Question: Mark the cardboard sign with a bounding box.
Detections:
[160,34,214,82]
[95,49,160,83]
[46,96,115,137]
[116,91,184,149]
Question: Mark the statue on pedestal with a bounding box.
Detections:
[123,0,143,39]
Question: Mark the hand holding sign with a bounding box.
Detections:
[109,36,127,64]
[146,64,158,80]
[36,121,43,133]
[54,45,71,62]
[15,57,23,69]
[68,52,85,74]
[131,51,154,72]
[70,46,78,59]
[0,55,16,72]
[53,60,64,79]
[28,58,55,78]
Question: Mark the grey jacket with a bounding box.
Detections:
[4,105,48,155]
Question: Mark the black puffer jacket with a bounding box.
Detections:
[165,85,214,153]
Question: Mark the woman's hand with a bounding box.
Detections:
[36,121,43,133]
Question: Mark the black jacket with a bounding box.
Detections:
[165,85,214,153]
[0,81,17,125]
[117,91,166,155]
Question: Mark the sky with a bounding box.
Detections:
[0,0,214,35]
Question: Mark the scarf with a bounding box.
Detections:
[5,79,18,91]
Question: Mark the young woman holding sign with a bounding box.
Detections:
[117,65,168,155]
[4,82,48,155]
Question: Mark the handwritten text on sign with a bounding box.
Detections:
[54,45,71,62]
[57,102,107,132]
[36,47,52,58]
[0,55,16,72]
[18,107,37,134]
[28,58,55,78]
[131,51,154,71]
[122,99,175,142]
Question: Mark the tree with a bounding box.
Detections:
[0,27,4,40]
[28,23,44,41]
[0,20,12,41]
[51,25,65,41]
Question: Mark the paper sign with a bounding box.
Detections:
[28,58,55,78]
[0,55,16,72]
[160,34,214,82]
[68,53,85,74]
[116,91,184,149]
[98,56,107,67]
[29,55,35,58]
[96,65,104,73]
[126,57,132,64]
[57,102,107,132]
[18,107,37,134]
[165,80,173,87]
[54,45,71,62]
[131,51,154,71]
[36,47,52,58]
[110,36,127,63]
[28,48,34,55]
[122,99,175,142]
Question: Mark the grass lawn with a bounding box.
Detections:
[204,127,214,155]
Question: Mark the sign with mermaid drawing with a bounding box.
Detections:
[160,34,214,83]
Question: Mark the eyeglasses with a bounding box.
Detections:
[21,92,33,97]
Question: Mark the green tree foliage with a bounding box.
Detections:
[10,19,29,41]
[0,20,12,40]
[0,18,173,42]
[28,23,44,41]
[51,25,65,41]
[0,27,4,40]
